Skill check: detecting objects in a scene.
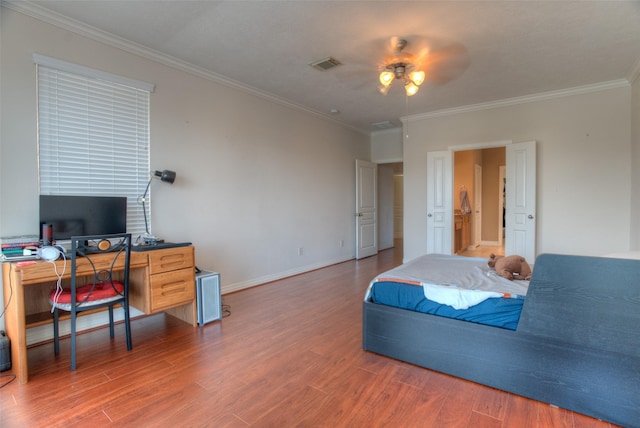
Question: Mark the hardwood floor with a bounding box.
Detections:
[1,245,616,427]
[459,244,504,258]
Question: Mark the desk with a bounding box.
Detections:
[2,245,196,384]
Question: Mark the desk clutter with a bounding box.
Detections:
[0,235,193,262]
[132,241,192,251]
[1,233,68,262]
[0,235,41,261]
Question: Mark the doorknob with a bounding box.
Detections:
[427,213,433,218]
[355,213,363,217]
[528,214,534,219]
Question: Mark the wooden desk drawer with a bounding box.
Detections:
[15,252,147,285]
[148,247,194,275]
[150,268,195,311]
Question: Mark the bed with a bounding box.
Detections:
[362,253,640,427]
[365,254,528,330]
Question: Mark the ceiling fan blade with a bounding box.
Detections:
[416,43,470,85]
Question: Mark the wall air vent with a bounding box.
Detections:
[310,57,342,71]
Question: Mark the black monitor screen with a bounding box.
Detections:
[39,195,127,241]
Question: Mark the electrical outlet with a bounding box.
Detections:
[339,240,344,247]
[298,247,303,256]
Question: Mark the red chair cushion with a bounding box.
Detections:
[50,281,124,304]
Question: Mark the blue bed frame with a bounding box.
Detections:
[362,253,640,427]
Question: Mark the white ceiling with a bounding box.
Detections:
[13,1,640,133]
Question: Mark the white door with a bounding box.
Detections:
[474,164,482,247]
[426,151,453,254]
[355,159,378,259]
[505,141,536,263]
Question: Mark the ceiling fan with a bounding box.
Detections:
[376,36,470,96]
[378,37,426,96]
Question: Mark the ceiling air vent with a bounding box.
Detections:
[371,120,397,130]
[310,57,342,71]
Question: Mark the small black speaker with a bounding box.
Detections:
[41,223,53,246]
[0,330,10,372]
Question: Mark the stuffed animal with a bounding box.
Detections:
[488,253,532,280]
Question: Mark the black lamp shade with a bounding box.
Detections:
[154,169,176,184]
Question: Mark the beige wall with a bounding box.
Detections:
[631,75,640,250]
[0,7,369,322]
[371,128,403,163]
[372,83,637,258]
[403,86,632,261]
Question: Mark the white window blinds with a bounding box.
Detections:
[35,54,154,238]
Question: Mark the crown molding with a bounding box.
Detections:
[403,79,631,123]
[4,0,635,136]
[3,0,368,136]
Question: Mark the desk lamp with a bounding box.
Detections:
[139,169,176,244]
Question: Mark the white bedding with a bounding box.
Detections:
[366,253,529,310]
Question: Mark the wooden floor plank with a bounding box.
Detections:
[503,393,540,427]
[472,383,509,421]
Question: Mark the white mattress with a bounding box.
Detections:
[366,253,529,310]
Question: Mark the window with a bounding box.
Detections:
[34,54,154,238]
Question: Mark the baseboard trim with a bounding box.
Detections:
[221,256,354,295]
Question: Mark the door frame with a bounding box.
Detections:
[474,163,482,247]
[427,140,535,261]
[498,165,506,245]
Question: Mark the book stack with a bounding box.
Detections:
[1,235,40,261]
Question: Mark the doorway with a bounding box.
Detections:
[426,141,536,262]
[453,147,505,257]
[377,162,403,252]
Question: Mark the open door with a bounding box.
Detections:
[426,151,453,255]
[355,159,378,259]
[505,141,536,263]
[426,143,535,261]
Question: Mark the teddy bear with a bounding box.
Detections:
[487,253,532,281]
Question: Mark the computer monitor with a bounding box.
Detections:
[39,195,127,242]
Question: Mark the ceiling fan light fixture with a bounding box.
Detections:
[377,39,427,96]
[409,70,425,86]
[379,71,394,86]
[405,81,420,96]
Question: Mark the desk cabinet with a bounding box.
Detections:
[129,246,196,321]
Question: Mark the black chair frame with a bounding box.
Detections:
[51,233,133,370]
